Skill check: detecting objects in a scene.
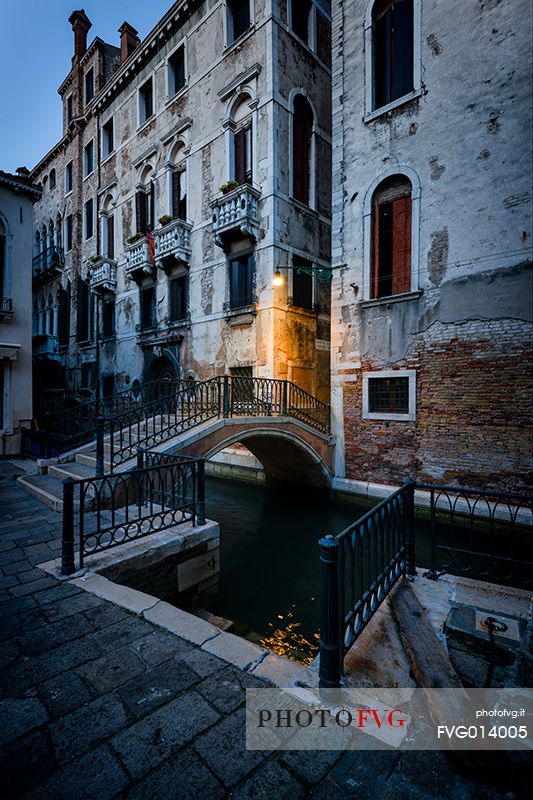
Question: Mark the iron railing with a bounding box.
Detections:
[418,483,533,589]
[1,297,13,313]
[61,449,205,574]
[103,376,330,472]
[22,378,190,458]
[318,480,532,688]
[318,480,414,688]
[32,246,65,278]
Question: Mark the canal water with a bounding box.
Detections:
[201,476,372,665]
[195,476,531,666]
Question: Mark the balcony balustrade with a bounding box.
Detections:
[211,184,261,249]
[32,246,64,282]
[89,259,118,294]
[32,333,60,359]
[125,236,155,282]
[0,297,13,322]
[154,218,192,271]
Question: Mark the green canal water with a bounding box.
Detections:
[198,476,531,665]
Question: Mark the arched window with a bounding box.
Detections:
[371,175,412,298]
[229,94,253,185]
[49,169,56,190]
[55,214,62,249]
[169,143,187,220]
[372,0,414,110]
[101,194,115,258]
[292,95,314,206]
[135,166,156,235]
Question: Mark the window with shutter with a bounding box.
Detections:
[229,253,254,309]
[135,191,148,235]
[169,275,188,321]
[371,176,412,299]
[373,0,414,109]
[172,170,187,220]
[292,96,313,205]
[106,215,114,259]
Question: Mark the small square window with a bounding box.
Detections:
[362,370,416,421]
[102,118,114,158]
[168,46,185,96]
[139,78,154,125]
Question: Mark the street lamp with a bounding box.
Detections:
[272,263,347,286]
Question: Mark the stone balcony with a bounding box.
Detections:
[125,236,155,282]
[32,333,60,360]
[211,184,261,249]
[89,259,118,294]
[154,218,192,272]
[0,297,14,323]
[32,246,64,284]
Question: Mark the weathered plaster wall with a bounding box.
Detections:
[331,0,533,491]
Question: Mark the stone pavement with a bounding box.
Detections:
[0,462,529,799]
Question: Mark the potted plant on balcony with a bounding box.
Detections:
[219,180,240,195]
[126,232,144,245]
[90,254,103,263]
[158,214,173,227]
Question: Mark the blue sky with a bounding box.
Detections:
[0,1,174,172]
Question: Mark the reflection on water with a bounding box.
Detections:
[203,476,370,665]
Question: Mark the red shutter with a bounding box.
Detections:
[107,215,114,259]
[234,129,245,184]
[372,203,380,299]
[392,196,412,294]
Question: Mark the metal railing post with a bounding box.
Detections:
[61,478,76,575]
[96,416,105,478]
[281,380,288,416]
[137,449,144,512]
[404,479,416,576]
[196,459,206,526]
[318,534,342,688]
[223,375,230,418]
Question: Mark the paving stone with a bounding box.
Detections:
[10,576,59,597]
[308,778,353,799]
[0,614,21,641]
[2,559,32,575]
[112,691,219,779]
[197,665,265,714]
[31,582,82,606]
[38,671,94,718]
[89,616,156,652]
[124,747,224,800]
[10,568,45,584]
[0,575,18,589]
[0,638,20,670]
[82,602,131,629]
[0,594,36,618]
[177,647,226,678]
[202,631,266,670]
[76,646,146,693]
[194,707,266,788]
[50,692,129,764]
[130,629,194,666]
[19,608,48,631]
[23,544,57,563]
[0,540,16,552]
[0,697,49,747]
[231,758,306,799]
[117,656,198,717]
[23,743,129,800]
[43,591,106,622]
[0,729,57,799]
[329,751,401,798]
[281,750,344,785]
[18,614,95,657]
[0,550,28,566]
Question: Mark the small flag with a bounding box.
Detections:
[146,228,156,266]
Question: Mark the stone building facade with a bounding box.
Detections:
[30,1,332,418]
[330,0,532,493]
[0,170,41,454]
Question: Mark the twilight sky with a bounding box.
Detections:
[0,0,174,173]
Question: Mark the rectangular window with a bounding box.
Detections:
[139,78,154,124]
[76,278,93,342]
[169,275,187,322]
[171,170,187,220]
[363,370,416,421]
[65,162,73,194]
[135,191,148,235]
[102,118,114,158]
[374,0,414,109]
[291,0,312,45]
[372,193,412,298]
[102,297,115,338]
[85,68,94,104]
[85,198,94,240]
[66,95,73,123]
[101,375,116,399]
[81,362,95,389]
[168,45,185,96]
[84,140,94,176]
[234,125,252,184]
[105,215,115,259]
[227,0,251,44]
[229,253,254,309]
[140,285,156,330]
[292,257,314,310]
[316,10,332,66]
[65,215,73,251]
[49,169,56,190]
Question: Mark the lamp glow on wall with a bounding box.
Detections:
[272,263,347,286]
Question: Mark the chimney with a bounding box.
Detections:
[118,22,140,63]
[16,167,30,178]
[69,9,92,59]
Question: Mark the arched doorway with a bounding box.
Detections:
[144,354,177,402]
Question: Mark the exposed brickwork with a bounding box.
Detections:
[343,320,533,492]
